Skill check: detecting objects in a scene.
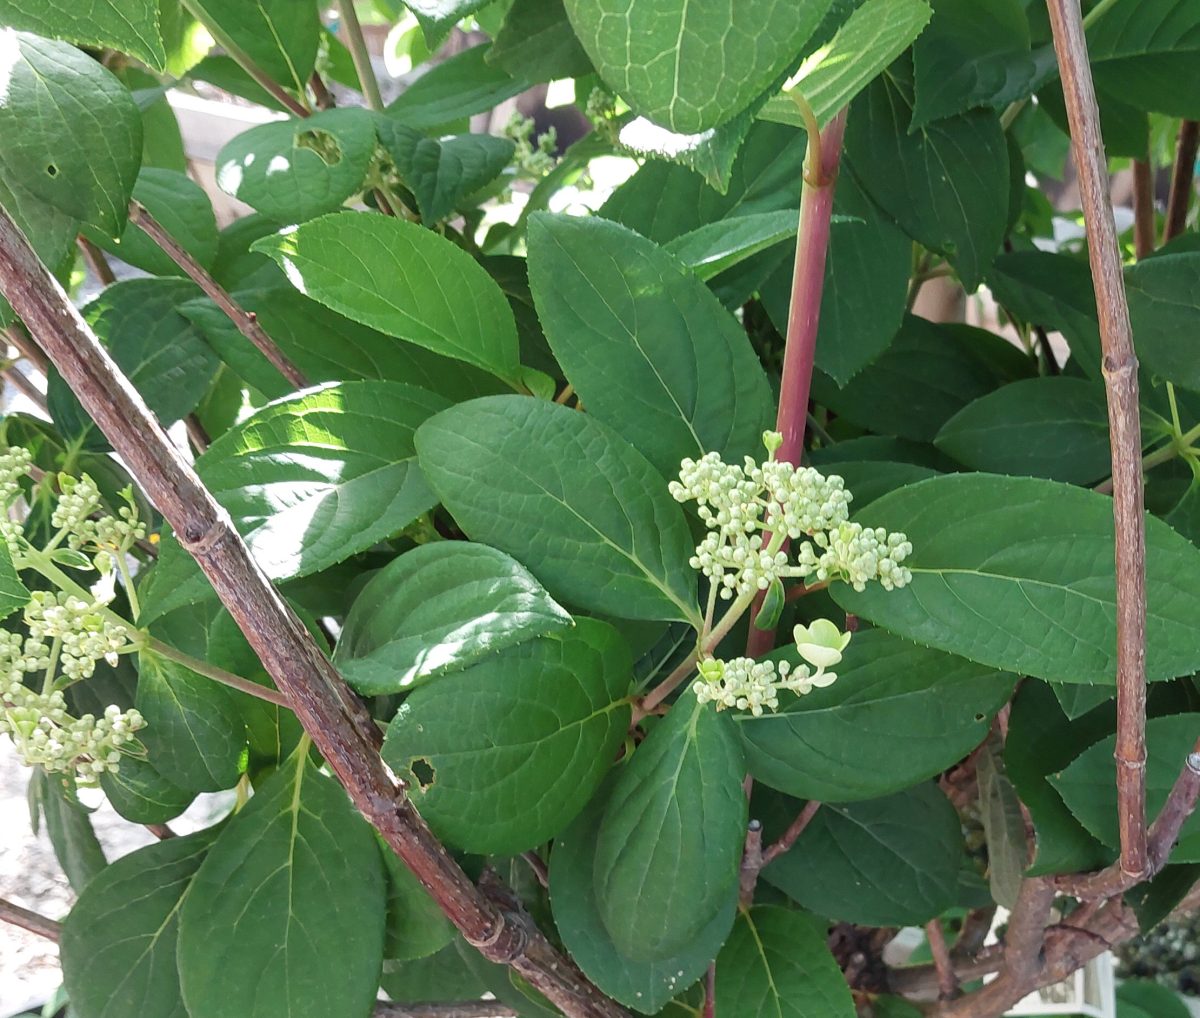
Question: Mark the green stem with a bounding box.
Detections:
[148,638,291,708]
[41,637,61,695]
[1082,0,1121,29]
[336,0,384,112]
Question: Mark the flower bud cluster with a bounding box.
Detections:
[25,590,131,681]
[0,446,32,557]
[693,620,851,716]
[670,433,911,599]
[51,474,146,555]
[505,112,557,176]
[0,631,143,779]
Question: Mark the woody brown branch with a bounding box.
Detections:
[0,205,626,1018]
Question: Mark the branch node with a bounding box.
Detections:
[177,513,234,558]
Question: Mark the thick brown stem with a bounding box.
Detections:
[126,201,309,391]
[0,206,626,1018]
[1047,0,1148,881]
[1163,121,1199,244]
[0,897,61,942]
[1132,159,1156,259]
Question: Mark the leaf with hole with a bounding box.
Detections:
[177,749,385,1018]
[593,691,746,959]
[415,396,700,623]
[835,473,1200,684]
[253,212,524,387]
[142,380,448,621]
[336,541,572,695]
[382,618,632,854]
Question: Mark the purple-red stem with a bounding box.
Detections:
[744,108,847,660]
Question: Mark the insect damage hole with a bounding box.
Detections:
[410,757,436,791]
[294,128,343,166]
[45,163,59,177]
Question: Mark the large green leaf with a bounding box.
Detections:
[382,619,632,854]
[761,784,962,925]
[1126,252,1200,394]
[594,692,746,959]
[935,377,1113,483]
[217,109,379,223]
[738,629,1015,802]
[336,542,572,695]
[0,540,30,621]
[812,315,1033,442]
[178,750,385,1018]
[48,279,219,451]
[142,381,447,621]
[911,0,1052,128]
[845,59,1009,291]
[179,287,505,403]
[380,842,455,962]
[1005,680,1114,875]
[835,473,1200,684]
[88,168,218,276]
[187,0,318,96]
[1088,0,1200,118]
[62,830,216,1018]
[33,772,107,892]
[527,213,774,477]
[385,45,529,130]
[0,33,142,236]
[100,755,195,825]
[488,0,593,81]
[1116,980,1194,1018]
[0,0,165,70]
[415,396,700,624]
[714,907,856,1018]
[662,209,799,281]
[0,173,80,275]
[253,212,524,387]
[1053,714,1200,860]
[135,647,246,793]
[377,122,515,226]
[563,0,833,133]
[758,0,933,130]
[549,780,735,1012]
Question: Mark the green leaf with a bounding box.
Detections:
[380,841,455,962]
[415,396,700,623]
[977,740,1024,909]
[594,692,746,959]
[813,316,1033,442]
[763,172,911,385]
[100,755,195,825]
[1126,864,1200,933]
[336,542,573,695]
[178,750,385,1018]
[835,473,1200,684]
[488,0,593,81]
[714,906,856,1018]
[845,59,1009,291]
[142,380,447,621]
[527,213,774,477]
[935,377,1113,483]
[48,279,219,451]
[376,121,515,224]
[911,0,1052,128]
[1053,714,1200,860]
[135,648,246,793]
[1005,680,1112,875]
[1053,682,1115,720]
[217,109,379,223]
[34,773,107,892]
[382,618,632,854]
[0,540,29,621]
[1116,981,1194,1018]
[179,287,505,403]
[186,0,318,96]
[809,460,938,509]
[563,0,833,133]
[385,45,528,130]
[404,0,491,45]
[0,173,80,275]
[0,0,165,70]
[1088,0,1200,118]
[738,629,1015,802]
[62,829,216,1018]
[757,0,933,130]
[1126,252,1200,393]
[0,33,142,237]
[548,780,735,1012]
[761,783,962,925]
[663,210,799,280]
[253,212,524,387]
[87,167,218,276]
